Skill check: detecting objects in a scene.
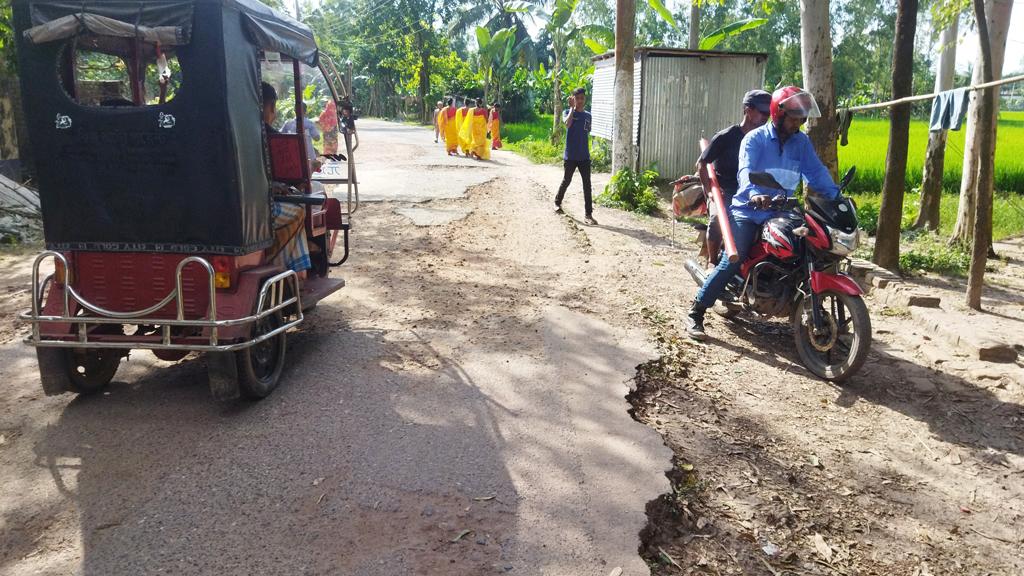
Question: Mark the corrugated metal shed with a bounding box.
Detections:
[592,48,767,179]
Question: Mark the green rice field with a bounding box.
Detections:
[838,111,1024,194]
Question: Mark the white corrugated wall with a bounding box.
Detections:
[637,53,766,179]
[590,55,642,150]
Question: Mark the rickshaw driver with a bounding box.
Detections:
[262,82,312,280]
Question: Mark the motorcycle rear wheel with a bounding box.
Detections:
[791,291,871,382]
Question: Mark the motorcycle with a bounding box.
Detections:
[683,167,871,382]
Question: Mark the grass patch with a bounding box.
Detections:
[848,190,1024,241]
[503,114,611,171]
[838,111,1024,194]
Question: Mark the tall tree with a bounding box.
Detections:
[799,0,839,179]
[965,0,998,309]
[612,0,636,171]
[949,0,1013,245]
[872,0,918,270]
[914,15,958,230]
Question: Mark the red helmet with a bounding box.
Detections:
[770,86,821,123]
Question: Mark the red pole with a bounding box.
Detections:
[293,59,310,186]
[700,138,738,263]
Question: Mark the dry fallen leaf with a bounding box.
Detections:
[450,529,473,543]
[812,533,833,563]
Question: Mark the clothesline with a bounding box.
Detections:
[837,73,1024,113]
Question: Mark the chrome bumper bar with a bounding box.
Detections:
[20,251,304,352]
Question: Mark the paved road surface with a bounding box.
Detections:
[0,120,670,575]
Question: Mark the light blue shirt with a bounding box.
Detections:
[732,122,839,224]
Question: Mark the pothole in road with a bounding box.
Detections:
[394,206,472,227]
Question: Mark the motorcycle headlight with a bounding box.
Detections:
[829,227,859,256]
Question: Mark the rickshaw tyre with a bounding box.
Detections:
[37,348,73,395]
[236,312,287,399]
[37,347,122,395]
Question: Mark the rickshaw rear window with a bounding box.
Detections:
[59,36,182,107]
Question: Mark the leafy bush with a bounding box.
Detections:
[898,232,971,276]
[856,201,879,235]
[597,166,661,215]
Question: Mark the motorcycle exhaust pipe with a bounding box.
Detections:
[684,259,707,287]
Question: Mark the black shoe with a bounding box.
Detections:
[584,214,597,225]
[554,204,564,214]
[685,303,707,341]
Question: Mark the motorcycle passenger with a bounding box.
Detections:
[694,90,771,266]
[685,86,840,341]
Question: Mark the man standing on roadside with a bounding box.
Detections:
[693,89,771,265]
[554,87,596,225]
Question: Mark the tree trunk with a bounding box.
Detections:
[950,0,1013,245]
[967,0,997,310]
[551,42,564,145]
[915,19,957,231]
[799,0,839,180]
[613,0,636,172]
[872,0,918,271]
[418,30,431,123]
[688,2,700,50]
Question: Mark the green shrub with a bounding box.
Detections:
[856,201,880,235]
[598,166,661,215]
[898,232,971,276]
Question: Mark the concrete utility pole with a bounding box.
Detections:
[688,3,700,50]
[612,0,636,173]
[294,0,301,20]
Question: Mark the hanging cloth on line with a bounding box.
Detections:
[929,88,970,132]
[836,109,854,146]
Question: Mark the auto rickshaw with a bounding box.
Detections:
[13,0,359,400]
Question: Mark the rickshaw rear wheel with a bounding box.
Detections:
[236,312,286,398]
[37,347,124,395]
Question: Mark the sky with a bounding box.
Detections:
[954,1,1023,76]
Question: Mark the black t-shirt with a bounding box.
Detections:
[697,124,744,192]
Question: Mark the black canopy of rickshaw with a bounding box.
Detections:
[12,0,320,255]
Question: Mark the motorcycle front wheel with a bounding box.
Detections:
[791,291,872,382]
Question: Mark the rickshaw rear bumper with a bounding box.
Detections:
[20,251,304,352]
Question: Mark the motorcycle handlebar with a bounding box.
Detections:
[747,196,801,211]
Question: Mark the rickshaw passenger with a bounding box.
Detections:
[262,82,311,279]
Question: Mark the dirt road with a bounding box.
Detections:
[2,120,1022,576]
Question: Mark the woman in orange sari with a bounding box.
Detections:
[490,102,502,150]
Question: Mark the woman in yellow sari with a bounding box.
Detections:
[440,98,459,155]
[458,97,473,155]
[470,98,490,160]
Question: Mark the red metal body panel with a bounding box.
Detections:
[810,271,862,296]
[740,243,770,278]
[804,213,831,251]
[38,253,283,344]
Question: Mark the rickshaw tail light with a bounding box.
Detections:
[54,262,67,285]
[211,256,232,289]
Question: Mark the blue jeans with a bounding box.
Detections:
[696,215,761,309]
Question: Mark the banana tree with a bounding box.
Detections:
[476,25,530,104]
[542,0,612,144]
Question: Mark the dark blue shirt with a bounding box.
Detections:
[563,109,591,162]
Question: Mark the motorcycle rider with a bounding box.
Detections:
[693,89,771,265]
[685,86,841,341]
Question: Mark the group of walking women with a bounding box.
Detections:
[434,98,502,160]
